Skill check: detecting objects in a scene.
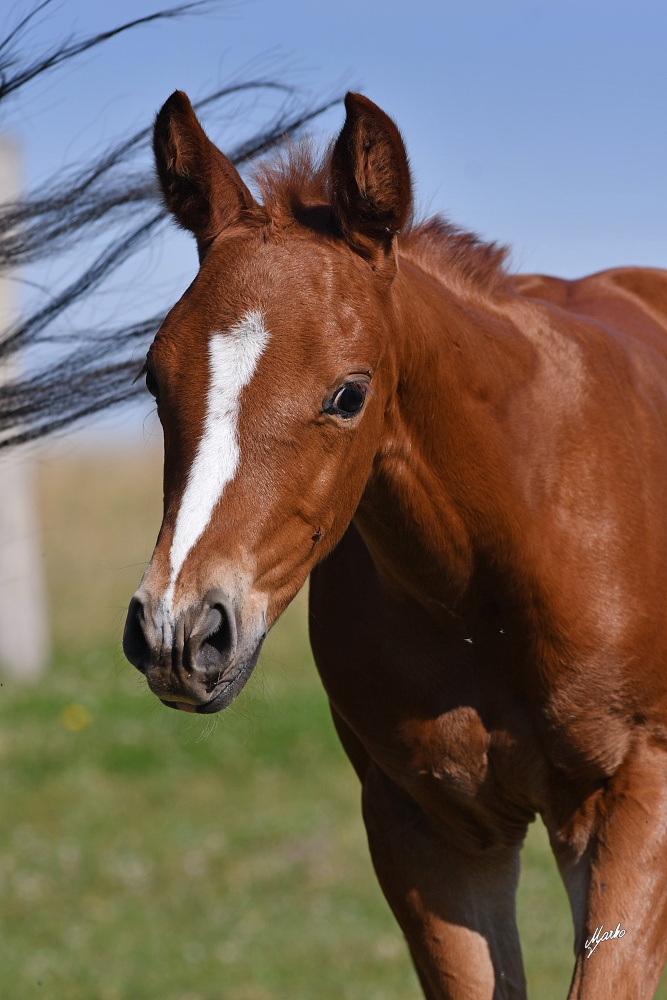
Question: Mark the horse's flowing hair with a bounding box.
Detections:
[0,1,339,448]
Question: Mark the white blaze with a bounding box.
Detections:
[165,309,269,607]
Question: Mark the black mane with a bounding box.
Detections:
[0,2,339,447]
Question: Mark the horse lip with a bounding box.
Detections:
[160,699,198,713]
[155,636,266,714]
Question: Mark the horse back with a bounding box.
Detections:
[513,266,667,358]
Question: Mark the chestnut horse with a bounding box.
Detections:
[123,91,667,998]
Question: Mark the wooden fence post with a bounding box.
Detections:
[0,135,49,679]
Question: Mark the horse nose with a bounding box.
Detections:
[122,590,238,698]
[185,594,237,676]
[123,595,151,673]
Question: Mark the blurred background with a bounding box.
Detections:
[1,1,667,997]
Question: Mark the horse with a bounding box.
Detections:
[122,90,667,999]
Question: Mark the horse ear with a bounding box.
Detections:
[330,92,412,270]
[153,90,258,253]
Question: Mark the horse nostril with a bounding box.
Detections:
[123,596,151,673]
[195,602,234,674]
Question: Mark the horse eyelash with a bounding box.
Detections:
[356,378,376,400]
[132,363,147,386]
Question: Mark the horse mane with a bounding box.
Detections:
[253,142,511,295]
[0,4,339,450]
[401,219,511,295]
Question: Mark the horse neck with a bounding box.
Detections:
[355,259,534,616]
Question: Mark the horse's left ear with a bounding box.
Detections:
[153,90,258,256]
[331,93,412,273]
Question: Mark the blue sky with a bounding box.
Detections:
[3,0,667,440]
[8,0,667,275]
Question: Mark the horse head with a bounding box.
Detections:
[122,90,411,713]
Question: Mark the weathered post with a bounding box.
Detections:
[0,136,49,679]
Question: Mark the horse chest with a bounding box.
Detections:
[311,596,542,830]
[400,706,493,797]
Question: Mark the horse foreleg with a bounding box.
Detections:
[551,740,667,999]
[361,764,527,1000]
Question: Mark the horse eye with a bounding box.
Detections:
[326,381,367,418]
[145,369,159,401]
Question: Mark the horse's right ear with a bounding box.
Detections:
[153,91,258,254]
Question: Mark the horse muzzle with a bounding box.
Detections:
[122,588,266,713]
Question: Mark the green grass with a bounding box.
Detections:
[0,603,419,1000]
[0,447,663,998]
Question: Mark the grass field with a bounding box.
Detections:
[0,442,663,998]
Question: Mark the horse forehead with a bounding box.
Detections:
[198,234,362,322]
[153,234,377,383]
[202,309,272,391]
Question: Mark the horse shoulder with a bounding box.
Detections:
[309,526,546,841]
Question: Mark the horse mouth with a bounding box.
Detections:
[157,639,265,714]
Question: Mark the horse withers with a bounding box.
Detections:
[123,90,667,998]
